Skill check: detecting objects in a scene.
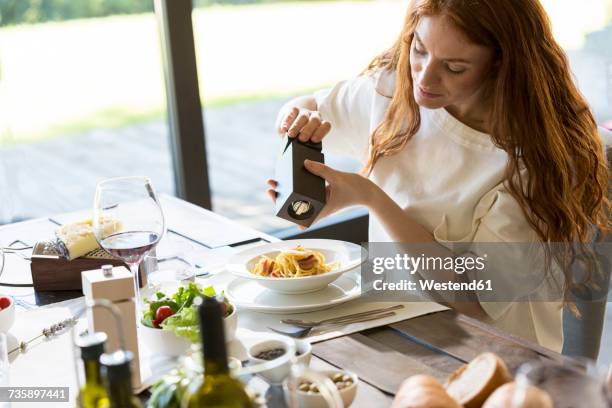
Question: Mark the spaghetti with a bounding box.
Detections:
[251,246,339,278]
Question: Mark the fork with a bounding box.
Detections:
[281,304,404,327]
[269,311,398,338]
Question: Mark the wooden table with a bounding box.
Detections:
[0,196,575,408]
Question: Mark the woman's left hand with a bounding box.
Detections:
[267,160,375,228]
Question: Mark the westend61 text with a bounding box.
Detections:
[373,279,493,292]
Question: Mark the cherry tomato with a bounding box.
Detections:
[0,297,10,310]
[153,306,173,328]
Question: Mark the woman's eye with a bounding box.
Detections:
[413,44,427,55]
[447,65,466,74]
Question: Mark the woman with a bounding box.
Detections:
[267,0,610,352]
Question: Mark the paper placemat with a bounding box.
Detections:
[150,269,448,345]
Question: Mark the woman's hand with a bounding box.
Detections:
[277,107,331,143]
[266,160,376,228]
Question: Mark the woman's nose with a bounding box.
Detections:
[418,62,440,87]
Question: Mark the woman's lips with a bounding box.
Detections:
[418,86,442,99]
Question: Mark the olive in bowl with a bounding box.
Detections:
[287,369,358,408]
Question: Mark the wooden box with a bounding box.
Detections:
[30,241,146,292]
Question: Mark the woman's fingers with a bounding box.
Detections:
[266,179,278,203]
[280,107,330,142]
[298,112,321,141]
[266,188,278,203]
[303,159,335,181]
[280,107,299,134]
[311,121,331,142]
[287,110,311,137]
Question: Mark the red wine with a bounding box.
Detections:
[101,231,159,265]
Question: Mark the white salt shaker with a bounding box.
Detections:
[82,265,142,388]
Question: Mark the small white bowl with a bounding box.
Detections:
[248,338,312,384]
[290,369,358,408]
[227,239,365,294]
[0,296,15,333]
[140,306,237,356]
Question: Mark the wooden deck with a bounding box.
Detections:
[0,98,360,233]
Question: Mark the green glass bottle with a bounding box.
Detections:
[99,350,142,408]
[186,296,255,408]
[76,332,109,408]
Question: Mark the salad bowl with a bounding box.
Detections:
[139,283,236,356]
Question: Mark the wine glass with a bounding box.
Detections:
[0,245,4,278]
[93,176,165,305]
[509,358,611,408]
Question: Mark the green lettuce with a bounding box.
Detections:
[141,282,232,342]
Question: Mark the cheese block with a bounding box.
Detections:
[56,218,121,260]
[445,353,512,408]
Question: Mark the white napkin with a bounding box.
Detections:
[199,270,448,344]
[8,307,79,408]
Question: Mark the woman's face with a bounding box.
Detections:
[410,14,495,113]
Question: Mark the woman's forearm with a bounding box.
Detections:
[365,182,487,318]
[366,182,435,243]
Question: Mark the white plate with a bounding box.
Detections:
[226,239,365,294]
[226,272,361,313]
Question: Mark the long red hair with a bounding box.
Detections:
[364,0,610,309]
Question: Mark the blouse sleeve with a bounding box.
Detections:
[435,183,558,320]
[313,72,381,163]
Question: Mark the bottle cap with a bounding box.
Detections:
[101,264,113,277]
[75,332,107,360]
[100,350,133,381]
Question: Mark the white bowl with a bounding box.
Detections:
[0,296,15,333]
[140,306,237,356]
[227,239,365,294]
[289,369,358,408]
[248,338,312,384]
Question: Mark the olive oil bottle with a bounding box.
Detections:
[100,350,142,408]
[186,296,255,408]
[76,332,110,408]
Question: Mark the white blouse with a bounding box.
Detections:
[314,69,610,352]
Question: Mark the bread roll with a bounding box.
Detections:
[392,375,462,408]
[445,353,512,408]
[483,382,553,408]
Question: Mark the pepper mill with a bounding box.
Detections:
[274,135,326,227]
[81,265,142,388]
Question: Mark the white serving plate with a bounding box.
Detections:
[225,272,361,313]
[226,239,365,294]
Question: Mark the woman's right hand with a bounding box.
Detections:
[278,107,332,143]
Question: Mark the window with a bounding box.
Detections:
[542,0,612,124]
[0,1,172,224]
